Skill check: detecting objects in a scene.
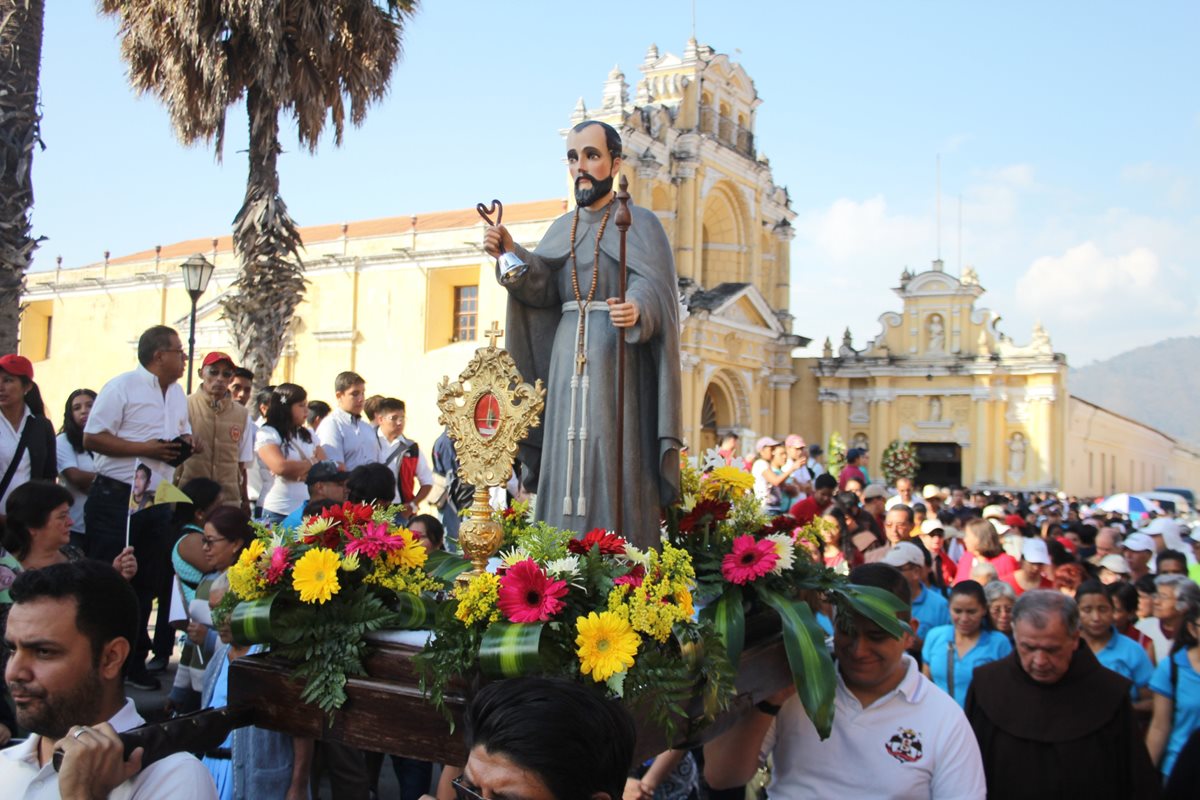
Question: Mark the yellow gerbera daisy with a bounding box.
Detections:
[576,610,640,682]
[292,548,342,604]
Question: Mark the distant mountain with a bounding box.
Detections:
[1069,336,1200,448]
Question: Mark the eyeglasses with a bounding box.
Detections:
[451,777,486,800]
[200,536,229,549]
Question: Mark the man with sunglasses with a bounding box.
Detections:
[175,352,254,515]
[426,676,635,800]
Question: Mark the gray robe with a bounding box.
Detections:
[503,201,682,549]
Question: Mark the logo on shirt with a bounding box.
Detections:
[231,426,242,443]
[885,727,924,764]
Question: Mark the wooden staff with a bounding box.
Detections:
[614,175,631,537]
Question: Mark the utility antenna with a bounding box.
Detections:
[936,154,942,260]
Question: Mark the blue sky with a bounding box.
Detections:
[33,1,1199,365]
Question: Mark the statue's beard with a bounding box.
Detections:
[574,173,614,208]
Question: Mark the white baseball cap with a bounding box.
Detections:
[883,541,925,569]
[1020,538,1051,565]
[1099,554,1131,574]
[920,518,945,536]
[1123,533,1156,553]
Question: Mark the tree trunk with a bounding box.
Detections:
[222,84,305,391]
[0,0,45,354]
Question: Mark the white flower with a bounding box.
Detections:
[622,545,652,570]
[766,533,796,575]
[300,517,333,537]
[545,555,580,580]
[499,546,531,568]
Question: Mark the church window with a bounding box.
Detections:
[453,285,478,342]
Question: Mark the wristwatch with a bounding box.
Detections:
[755,699,782,717]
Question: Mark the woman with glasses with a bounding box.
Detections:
[255,383,326,525]
[1147,580,1200,786]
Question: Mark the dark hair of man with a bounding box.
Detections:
[1075,523,1098,547]
[266,383,312,444]
[346,463,397,506]
[10,559,139,677]
[137,324,178,367]
[135,462,151,482]
[207,506,254,553]
[912,501,927,515]
[1013,589,1080,636]
[1157,549,1188,572]
[1105,580,1139,615]
[334,371,365,394]
[2,480,74,560]
[60,388,97,452]
[465,676,635,800]
[410,513,444,549]
[813,473,837,491]
[376,397,406,415]
[306,400,332,427]
[1074,579,1110,606]
[949,580,990,628]
[1134,573,1158,596]
[232,366,254,381]
[847,563,911,618]
[888,503,914,524]
[363,394,383,422]
[571,119,623,160]
[302,498,342,517]
[172,477,222,525]
[833,491,859,514]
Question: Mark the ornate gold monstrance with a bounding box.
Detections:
[437,321,545,582]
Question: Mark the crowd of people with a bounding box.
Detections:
[2,330,1199,798]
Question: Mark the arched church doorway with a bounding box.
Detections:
[700,382,734,454]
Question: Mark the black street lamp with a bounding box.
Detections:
[181,253,215,394]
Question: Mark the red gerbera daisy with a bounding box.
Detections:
[721,535,779,585]
[497,559,569,623]
[567,528,628,556]
[614,564,646,588]
[678,499,732,533]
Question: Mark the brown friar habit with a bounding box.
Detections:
[965,644,1160,800]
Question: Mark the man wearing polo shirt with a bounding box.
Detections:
[704,563,986,798]
[83,325,194,690]
[316,371,379,471]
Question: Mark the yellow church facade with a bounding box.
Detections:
[18,41,803,463]
[18,39,1199,498]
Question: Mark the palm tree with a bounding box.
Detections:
[100,0,418,387]
[0,0,45,354]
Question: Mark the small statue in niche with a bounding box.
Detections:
[927,314,945,353]
[929,396,943,422]
[1009,432,1026,475]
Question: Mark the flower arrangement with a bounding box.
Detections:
[826,431,847,479]
[418,523,736,743]
[663,452,908,738]
[882,439,920,485]
[220,501,452,714]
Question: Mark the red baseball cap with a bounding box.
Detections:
[201,351,237,369]
[0,354,33,380]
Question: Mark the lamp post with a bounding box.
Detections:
[181,253,215,394]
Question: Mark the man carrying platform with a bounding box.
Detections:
[484,120,681,549]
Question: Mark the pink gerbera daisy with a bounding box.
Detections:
[344,520,404,560]
[497,559,568,623]
[265,546,290,584]
[721,535,779,584]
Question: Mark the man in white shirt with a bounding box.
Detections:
[886,477,916,510]
[704,563,986,799]
[316,371,380,470]
[1,559,216,800]
[82,325,194,691]
[376,397,432,521]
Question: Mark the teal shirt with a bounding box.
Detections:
[922,626,1013,707]
[1093,627,1153,701]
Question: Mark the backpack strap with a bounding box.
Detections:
[0,419,32,500]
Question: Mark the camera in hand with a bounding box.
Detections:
[161,436,194,467]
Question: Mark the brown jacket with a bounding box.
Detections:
[175,391,251,507]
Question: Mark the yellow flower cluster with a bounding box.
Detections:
[454,572,501,626]
[227,539,268,601]
[362,533,437,595]
[576,610,640,682]
[608,544,697,643]
[679,457,702,499]
[701,465,755,500]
